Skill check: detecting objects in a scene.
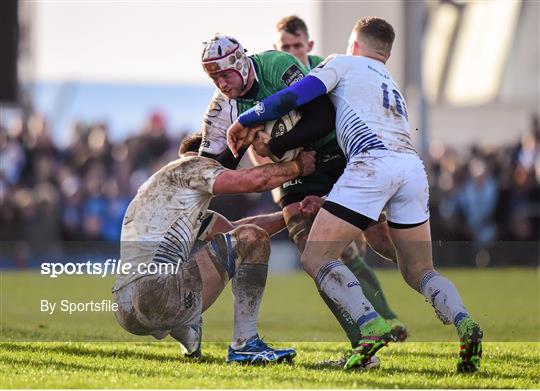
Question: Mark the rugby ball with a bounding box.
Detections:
[264,110,303,162]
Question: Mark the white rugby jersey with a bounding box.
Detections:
[199,90,252,168]
[200,90,237,156]
[113,156,226,291]
[310,55,416,161]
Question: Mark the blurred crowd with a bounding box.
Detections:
[427,114,540,245]
[1,111,539,250]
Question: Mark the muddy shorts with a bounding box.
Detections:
[113,259,202,339]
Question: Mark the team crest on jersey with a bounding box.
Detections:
[207,100,223,118]
[271,119,287,138]
[254,102,265,116]
[184,291,194,309]
[281,64,304,86]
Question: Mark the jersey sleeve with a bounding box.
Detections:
[171,157,227,195]
[195,158,228,195]
[199,90,238,156]
[309,55,349,92]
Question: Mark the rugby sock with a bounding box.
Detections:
[318,289,361,346]
[315,260,379,331]
[420,270,469,326]
[170,322,201,354]
[231,263,268,348]
[347,256,398,320]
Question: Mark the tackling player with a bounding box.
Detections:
[227,17,484,373]
[113,133,315,364]
[272,14,408,341]
[199,32,407,345]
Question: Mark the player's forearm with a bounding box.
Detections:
[248,161,301,193]
[268,95,335,158]
[238,76,327,126]
[233,211,286,237]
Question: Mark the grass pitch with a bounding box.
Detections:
[1,268,539,388]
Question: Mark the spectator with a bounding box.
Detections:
[1,109,538,267]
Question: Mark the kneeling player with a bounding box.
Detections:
[113,134,315,364]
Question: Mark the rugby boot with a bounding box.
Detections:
[456,317,483,373]
[227,334,296,365]
[387,318,409,342]
[344,317,394,370]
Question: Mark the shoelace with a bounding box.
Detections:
[253,336,272,349]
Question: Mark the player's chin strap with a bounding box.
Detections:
[239,58,255,95]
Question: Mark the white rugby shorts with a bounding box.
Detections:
[326,150,430,228]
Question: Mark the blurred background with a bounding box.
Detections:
[1,0,539,268]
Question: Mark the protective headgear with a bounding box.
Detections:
[201,35,251,90]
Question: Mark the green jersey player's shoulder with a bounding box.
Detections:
[251,50,307,71]
[308,54,325,69]
[250,50,308,88]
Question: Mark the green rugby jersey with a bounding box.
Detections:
[238,50,337,152]
[235,51,307,114]
[308,54,324,70]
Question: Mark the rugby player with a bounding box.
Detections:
[113,133,315,364]
[272,14,408,341]
[199,33,407,346]
[227,17,484,372]
[273,15,320,71]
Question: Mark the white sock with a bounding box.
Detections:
[170,322,201,354]
[420,270,469,326]
[231,263,267,348]
[316,260,379,327]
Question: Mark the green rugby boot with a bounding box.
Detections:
[387,318,409,342]
[456,317,483,373]
[344,317,394,370]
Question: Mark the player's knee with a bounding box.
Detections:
[233,224,269,245]
[231,224,270,264]
[286,213,314,253]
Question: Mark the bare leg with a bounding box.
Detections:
[388,220,470,324]
[229,225,270,347]
[301,208,388,333]
[287,200,402,344]
[364,216,397,262]
[341,236,400,322]
[171,224,271,354]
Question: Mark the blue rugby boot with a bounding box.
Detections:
[226,335,296,365]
